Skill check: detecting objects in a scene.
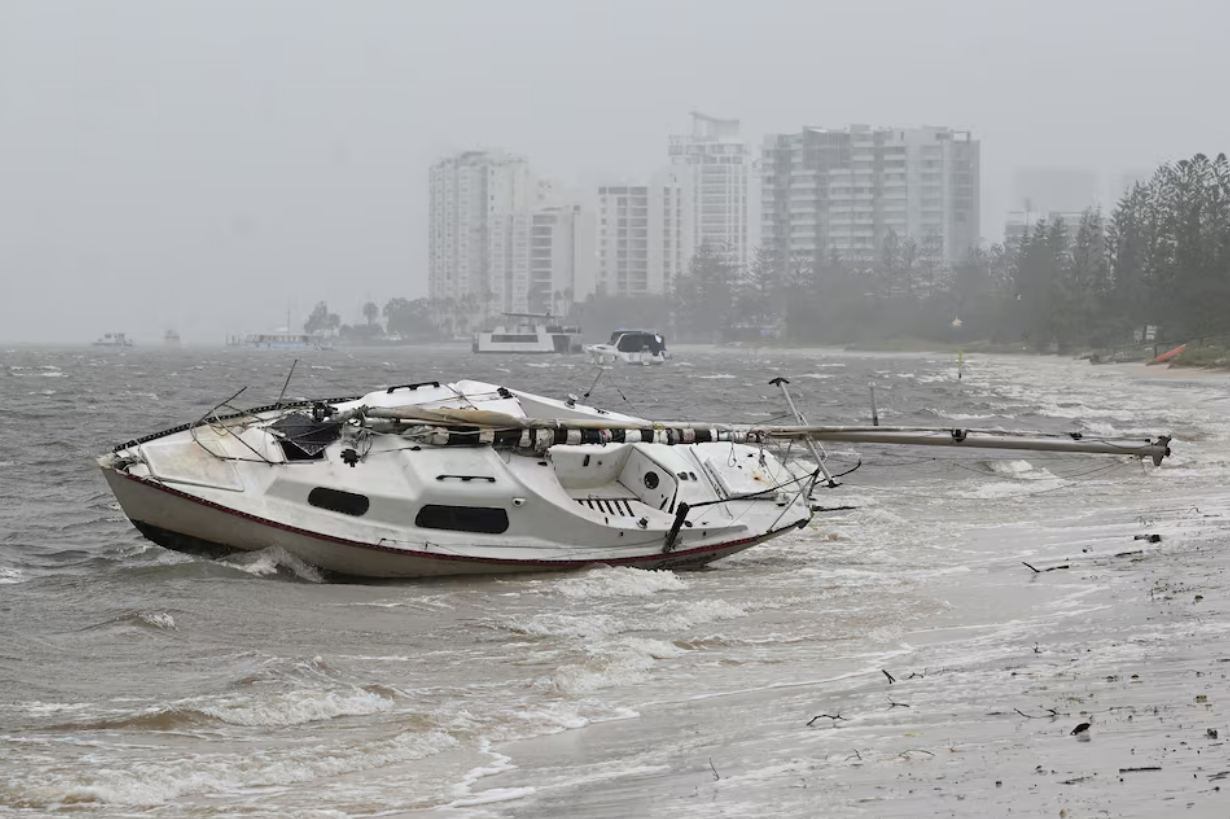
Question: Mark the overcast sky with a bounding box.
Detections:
[2,0,1227,343]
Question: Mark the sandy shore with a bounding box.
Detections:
[446,487,1230,817]
[1113,362,1230,382]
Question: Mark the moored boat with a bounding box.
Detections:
[586,330,669,365]
[93,333,134,348]
[473,313,582,354]
[227,331,332,350]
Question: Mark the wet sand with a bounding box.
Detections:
[453,491,1230,817]
[1114,362,1230,382]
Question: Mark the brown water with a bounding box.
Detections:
[1,346,1226,817]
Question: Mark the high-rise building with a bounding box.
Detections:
[760,125,980,266]
[1004,209,1098,245]
[668,112,756,268]
[593,170,693,297]
[1013,167,1099,214]
[429,150,584,314]
[529,206,575,314]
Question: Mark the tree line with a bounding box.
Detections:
[665,152,1230,351]
[303,296,482,343]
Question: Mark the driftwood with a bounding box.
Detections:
[882,669,896,684]
[1015,707,1067,719]
[1023,561,1070,573]
[807,713,849,727]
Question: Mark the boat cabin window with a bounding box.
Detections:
[491,334,540,343]
[308,487,370,517]
[415,504,509,534]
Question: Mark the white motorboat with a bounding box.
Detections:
[226,331,332,350]
[473,313,582,354]
[586,330,669,365]
[93,333,134,348]
[97,378,1171,579]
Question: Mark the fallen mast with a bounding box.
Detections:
[355,406,1171,465]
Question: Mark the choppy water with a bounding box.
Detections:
[2,345,1228,817]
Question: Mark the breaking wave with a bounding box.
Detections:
[551,566,686,599]
[551,637,688,695]
[11,728,458,807]
[220,546,323,583]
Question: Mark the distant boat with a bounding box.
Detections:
[226,332,332,350]
[473,313,582,354]
[586,329,669,365]
[93,333,134,348]
[163,330,181,346]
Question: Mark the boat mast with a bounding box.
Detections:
[354,406,1171,465]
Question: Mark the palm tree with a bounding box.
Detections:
[362,301,379,327]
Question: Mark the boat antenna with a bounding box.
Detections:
[275,358,300,409]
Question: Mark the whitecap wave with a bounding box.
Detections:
[498,598,747,641]
[551,637,687,695]
[20,727,456,807]
[221,547,323,583]
[552,566,686,599]
[195,687,396,727]
[987,459,1037,477]
[137,612,176,630]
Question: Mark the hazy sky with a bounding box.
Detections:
[2,0,1227,343]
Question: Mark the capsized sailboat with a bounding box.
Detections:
[97,379,1171,579]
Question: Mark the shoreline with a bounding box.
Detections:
[1112,362,1230,381]
[453,491,1230,818]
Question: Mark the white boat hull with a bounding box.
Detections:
[102,467,799,578]
[585,344,667,366]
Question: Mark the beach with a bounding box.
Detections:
[461,489,1230,817]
